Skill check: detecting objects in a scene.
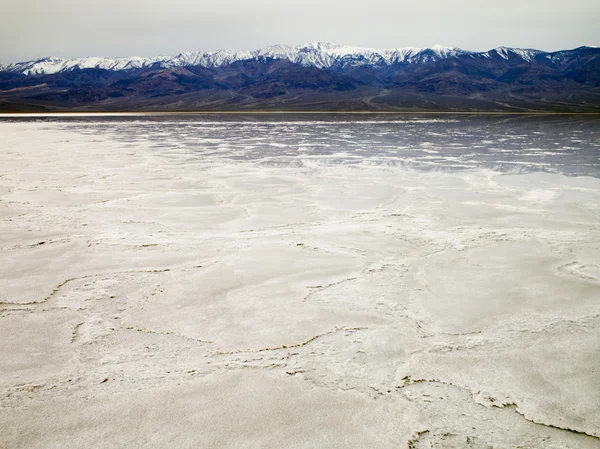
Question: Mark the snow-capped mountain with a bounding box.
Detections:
[481,47,543,62]
[2,42,542,75]
[4,56,171,76]
[1,43,598,113]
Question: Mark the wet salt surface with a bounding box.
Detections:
[2,114,599,176]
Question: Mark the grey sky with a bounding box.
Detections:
[1,0,598,63]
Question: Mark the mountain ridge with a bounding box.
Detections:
[2,42,591,75]
[1,42,599,112]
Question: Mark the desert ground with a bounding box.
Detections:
[1,118,599,448]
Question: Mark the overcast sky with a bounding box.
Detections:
[1,0,598,63]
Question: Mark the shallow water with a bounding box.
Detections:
[2,114,599,176]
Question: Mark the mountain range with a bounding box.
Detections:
[1,42,599,112]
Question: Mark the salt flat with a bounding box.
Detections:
[0,117,599,448]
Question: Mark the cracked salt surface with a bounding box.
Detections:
[0,115,599,448]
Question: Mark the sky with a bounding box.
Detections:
[1,0,599,63]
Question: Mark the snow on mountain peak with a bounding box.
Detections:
[0,43,569,75]
[482,46,542,62]
[430,44,457,55]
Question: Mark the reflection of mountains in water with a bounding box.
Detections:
[0,44,599,113]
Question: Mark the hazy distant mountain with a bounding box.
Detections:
[1,42,599,112]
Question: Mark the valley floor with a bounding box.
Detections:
[0,121,599,448]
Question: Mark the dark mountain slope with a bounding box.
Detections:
[1,46,598,112]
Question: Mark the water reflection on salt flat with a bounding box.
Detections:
[6,114,600,177]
